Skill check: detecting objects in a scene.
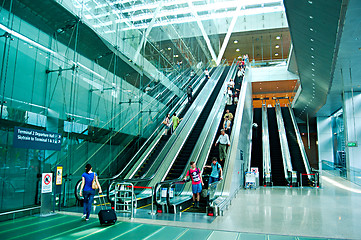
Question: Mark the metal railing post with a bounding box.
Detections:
[300,173,303,188]
[149,186,156,215]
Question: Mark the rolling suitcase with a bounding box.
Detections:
[98,194,117,225]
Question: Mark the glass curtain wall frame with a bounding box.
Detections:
[0,6,177,211]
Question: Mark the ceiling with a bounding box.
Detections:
[221,28,291,63]
[252,80,298,94]
[252,80,298,108]
[283,0,345,119]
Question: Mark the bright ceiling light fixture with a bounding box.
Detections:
[275,53,279,56]
[276,36,281,40]
[236,48,240,52]
[234,40,238,44]
[275,45,280,48]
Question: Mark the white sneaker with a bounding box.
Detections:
[82,214,86,219]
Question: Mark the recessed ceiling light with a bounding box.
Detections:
[311,47,314,51]
[312,68,315,71]
[238,56,241,59]
[275,53,279,56]
[308,1,313,4]
[311,62,315,65]
[275,45,280,49]
[312,73,315,76]
[168,47,171,50]
[260,88,262,89]
[236,48,240,52]
[234,40,238,44]
[309,16,313,19]
[311,55,314,58]
[310,28,314,31]
[276,36,281,40]
[310,38,314,42]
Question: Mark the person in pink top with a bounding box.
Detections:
[183,161,204,208]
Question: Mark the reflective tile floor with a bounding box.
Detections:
[1,171,359,240]
[0,214,338,240]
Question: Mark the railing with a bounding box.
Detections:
[74,64,221,203]
[322,160,361,187]
[152,61,236,212]
[275,102,293,183]
[262,104,272,185]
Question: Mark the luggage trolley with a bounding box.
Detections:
[245,171,257,189]
[114,182,136,218]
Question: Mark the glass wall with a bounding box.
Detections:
[0,5,191,211]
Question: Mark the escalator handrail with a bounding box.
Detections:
[161,62,236,184]
[154,61,237,207]
[74,67,211,202]
[138,66,226,182]
[275,102,293,182]
[262,104,272,183]
[105,67,212,180]
[287,105,313,179]
[216,64,250,197]
[119,66,214,180]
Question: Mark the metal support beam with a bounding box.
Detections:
[133,2,163,62]
[216,5,242,65]
[187,0,217,63]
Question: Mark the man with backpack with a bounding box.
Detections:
[204,157,223,185]
[183,161,204,208]
[187,85,193,103]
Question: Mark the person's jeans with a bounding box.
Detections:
[209,176,219,185]
[83,190,95,219]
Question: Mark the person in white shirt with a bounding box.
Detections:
[204,68,210,80]
[144,84,152,93]
[228,79,235,90]
[215,129,230,162]
[223,116,231,135]
[226,87,232,105]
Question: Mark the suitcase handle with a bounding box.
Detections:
[98,194,109,210]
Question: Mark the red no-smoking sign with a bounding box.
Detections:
[44,174,51,185]
[41,173,53,193]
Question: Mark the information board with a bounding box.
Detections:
[56,166,63,185]
[13,127,62,151]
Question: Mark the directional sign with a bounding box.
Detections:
[41,173,53,193]
[13,127,62,151]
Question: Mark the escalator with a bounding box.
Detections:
[165,67,231,181]
[281,107,308,185]
[250,108,263,184]
[205,74,243,170]
[74,67,214,205]
[267,108,286,186]
[131,69,215,179]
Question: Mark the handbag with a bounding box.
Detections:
[92,173,99,190]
